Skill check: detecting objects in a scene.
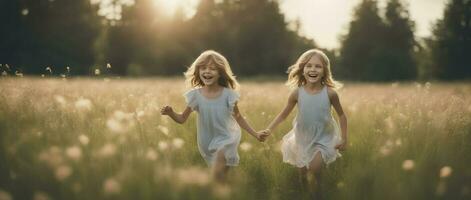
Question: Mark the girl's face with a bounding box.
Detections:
[303,55,324,84]
[199,62,221,86]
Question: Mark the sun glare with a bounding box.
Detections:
[153,0,199,18]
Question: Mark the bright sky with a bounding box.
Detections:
[153,0,447,49]
[279,0,447,49]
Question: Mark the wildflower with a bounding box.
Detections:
[55,165,72,181]
[75,98,92,111]
[158,125,169,135]
[45,67,52,74]
[21,9,29,16]
[402,159,414,171]
[99,143,117,157]
[78,134,90,145]
[66,146,82,161]
[15,71,23,77]
[176,167,210,186]
[158,141,168,151]
[240,142,252,152]
[172,138,184,149]
[146,149,158,161]
[54,95,66,105]
[103,178,121,195]
[33,191,51,200]
[439,166,452,178]
[95,69,101,75]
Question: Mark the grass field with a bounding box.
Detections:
[0,77,470,200]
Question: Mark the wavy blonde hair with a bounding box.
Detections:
[184,50,239,90]
[286,49,342,89]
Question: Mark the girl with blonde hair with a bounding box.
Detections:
[161,50,267,182]
[265,49,348,196]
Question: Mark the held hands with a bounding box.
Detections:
[160,105,174,115]
[335,139,347,151]
[254,129,271,142]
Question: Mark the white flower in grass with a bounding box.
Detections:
[439,166,452,178]
[55,165,72,181]
[240,142,252,152]
[75,97,92,111]
[66,146,82,161]
[379,146,391,156]
[172,138,184,149]
[146,149,158,161]
[0,189,12,200]
[177,167,210,186]
[106,118,125,134]
[78,134,90,145]
[33,191,51,200]
[99,143,117,157]
[103,178,121,195]
[158,141,168,151]
[402,159,415,171]
[54,95,66,105]
[158,125,169,135]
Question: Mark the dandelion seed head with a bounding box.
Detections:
[54,95,66,105]
[439,166,452,178]
[146,149,158,161]
[78,134,90,145]
[158,141,168,151]
[103,178,121,195]
[172,138,184,149]
[66,146,82,161]
[402,159,415,171]
[240,142,253,152]
[21,9,29,16]
[158,125,169,135]
[99,143,117,157]
[176,167,210,186]
[75,98,92,111]
[33,191,51,200]
[55,165,72,181]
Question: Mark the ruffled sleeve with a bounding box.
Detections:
[183,89,199,111]
[227,89,240,112]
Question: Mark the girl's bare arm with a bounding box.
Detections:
[161,106,192,124]
[266,89,298,134]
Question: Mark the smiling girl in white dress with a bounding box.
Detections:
[264,49,348,196]
[160,50,267,182]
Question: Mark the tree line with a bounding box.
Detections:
[0,0,469,81]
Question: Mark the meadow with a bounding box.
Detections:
[0,77,470,200]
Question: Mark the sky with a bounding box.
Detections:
[279,0,447,49]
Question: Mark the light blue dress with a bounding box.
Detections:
[184,87,241,166]
[281,85,341,168]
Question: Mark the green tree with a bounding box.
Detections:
[339,0,386,81]
[431,0,471,80]
[381,0,417,80]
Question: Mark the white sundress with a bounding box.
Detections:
[281,85,341,168]
[184,87,241,166]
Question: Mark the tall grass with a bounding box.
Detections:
[0,78,470,200]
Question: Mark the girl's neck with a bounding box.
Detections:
[203,84,223,92]
[304,82,323,90]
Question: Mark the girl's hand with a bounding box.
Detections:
[256,130,270,142]
[160,106,173,115]
[255,130,270,142]
[335,139,347,151]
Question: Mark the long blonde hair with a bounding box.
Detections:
[184,50,239,90]
[286,49,342,89]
